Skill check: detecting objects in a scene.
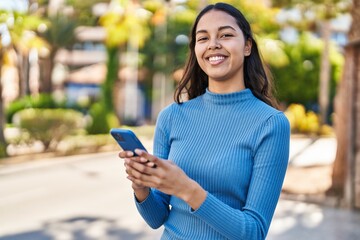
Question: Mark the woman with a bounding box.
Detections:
[120,2,290,239]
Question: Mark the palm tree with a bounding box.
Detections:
[1,11,47,98]
[38,14,77,93]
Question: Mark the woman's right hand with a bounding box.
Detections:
[119,150,152,201]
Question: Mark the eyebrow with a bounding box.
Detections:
[196,25,237,35]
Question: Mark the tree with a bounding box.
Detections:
[38,14,77,93]
[99,0,151,126]
[271,32,344,106]
[272,0,351,125]
[66,0,111,26]
[0,11,47,98]
[0,10,46,158]
[0,32,8,157]
[329,0,360,208]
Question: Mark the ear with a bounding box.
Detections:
[244,39,252,56]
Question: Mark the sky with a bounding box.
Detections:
[0,0,28,12]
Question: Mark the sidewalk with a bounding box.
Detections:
[268,198,360,240]
[289,136,337,166]
[282,136,338,206]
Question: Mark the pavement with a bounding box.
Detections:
[289,136,337,166]
[1,136,360,240]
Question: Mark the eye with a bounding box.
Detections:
[220,33,234,38]
[196,36,208,42]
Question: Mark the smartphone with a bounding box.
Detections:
[110,128,147,155]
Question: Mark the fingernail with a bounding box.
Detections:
[134,149,142,155]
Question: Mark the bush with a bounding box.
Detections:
[284,103,334,136]
[12,108,85,150]
[285,103,319,135]
[86,103,119,134]
[5,94,65,123]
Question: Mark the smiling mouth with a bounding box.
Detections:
[208,55,226,64]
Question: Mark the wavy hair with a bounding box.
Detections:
[174,2,278,108]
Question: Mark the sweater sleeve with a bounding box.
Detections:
[134,106,173,229]
[192,112,290,240]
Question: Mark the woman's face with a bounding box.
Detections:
[194,10,251,93]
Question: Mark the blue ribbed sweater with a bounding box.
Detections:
[135,88,290,240]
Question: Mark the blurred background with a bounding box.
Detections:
[0,0,360,239]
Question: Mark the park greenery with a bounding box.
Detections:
[0,0,351,158]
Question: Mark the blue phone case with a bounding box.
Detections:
[110,128,147,154]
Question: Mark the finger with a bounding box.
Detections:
[129,173,156,188]
[134,149,159,168]
[119,151,134,158]
[123,155,146,165]
[145,159,157,168]
[130,177,148,187]
[125,158,154,176]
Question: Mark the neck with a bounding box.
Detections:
[208,81,245,94]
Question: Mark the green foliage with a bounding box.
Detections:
[0,142,6,158]
[13,108,85,150]
[86,103,119,134]
[99,2,151,48]
[0,11,48,51]
[206,0,281,35]
[141,3,196,88]
[258,38,289,67]
[66,0,110,26]
[5,94,65,123]
[271,32,344,106]
[271,0,351,20]
[40,14,77,50]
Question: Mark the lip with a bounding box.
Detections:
[206,54,228,65]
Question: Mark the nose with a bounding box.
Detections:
[208,38,221,50]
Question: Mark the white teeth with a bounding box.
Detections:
[209,56,225,62]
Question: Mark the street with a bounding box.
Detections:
[0,151,163,240]
[0,139,360,240]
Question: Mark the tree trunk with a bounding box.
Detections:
[0,82,5,144]
[104,47,119,113]
[0,49,7,157]
[329,0,360,209]
[328,46,353,199]
[39,50,56,94]
[318,20,331,125]
[353,43,360,209]
[16,50,30,98]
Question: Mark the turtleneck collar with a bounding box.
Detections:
[202,88,254,105]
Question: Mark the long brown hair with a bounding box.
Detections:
[174,2,278,108]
